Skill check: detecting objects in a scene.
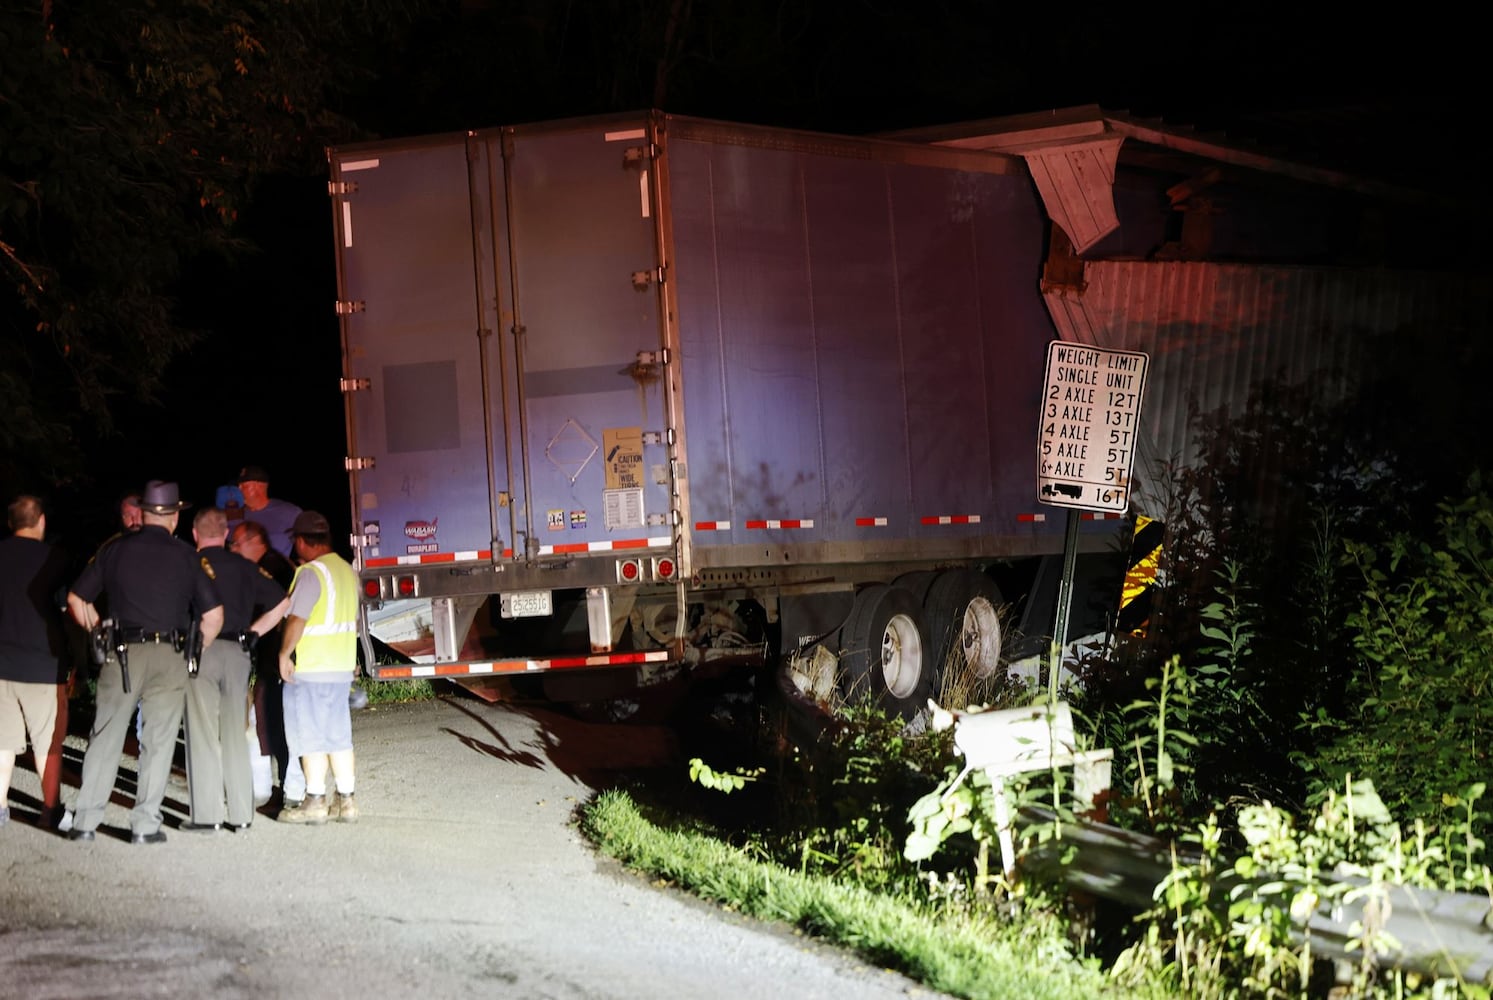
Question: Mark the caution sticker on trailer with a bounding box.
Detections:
[604,427,644,490]
[547,509,565,531]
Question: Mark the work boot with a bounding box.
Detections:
[279,793,328,825]
[332,792,358,823]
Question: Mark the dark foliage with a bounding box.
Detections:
[0,1,419,495]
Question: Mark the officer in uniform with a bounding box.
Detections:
[65,480,224,844]
[182,507,288,832]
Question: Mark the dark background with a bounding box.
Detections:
[41,2,1481,560]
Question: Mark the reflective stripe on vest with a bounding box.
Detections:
[292,553,358,672]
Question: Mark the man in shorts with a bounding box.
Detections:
[276,511,359,825]
[0,496,71,828]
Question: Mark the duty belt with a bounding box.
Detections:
[117,627,185,645]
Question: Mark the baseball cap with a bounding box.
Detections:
[237,464,270,485]
[291,510,331,536]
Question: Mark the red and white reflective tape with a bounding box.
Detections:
[365,536,671,567]
[375,648,671,679]
[537,536,671,556]
[921,514,981,525]
[744,519,814,529]
[1013,512,1124,523]
[855,516,889,527]
[694,520,732,531]
[365,549,495,569]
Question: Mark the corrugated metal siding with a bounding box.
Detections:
[1044,261,1489,517]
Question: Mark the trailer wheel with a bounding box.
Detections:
[924,570,1004,680]
[891,570,938,607]
[839,584,931,719]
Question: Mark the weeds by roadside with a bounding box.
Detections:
[582,788,1134,1000]
[360,677,439,705]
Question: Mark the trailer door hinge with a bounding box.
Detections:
[340,377,371,393]
[335,300,366,315]
[635,348,670,367]
[641,430,664,446]
[645,512,671,527]
[328,180,359,196]
[345,456,376,472]
[622,144,656,167]
[630,266,665,290]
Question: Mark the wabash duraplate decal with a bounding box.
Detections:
[405,517,438,555]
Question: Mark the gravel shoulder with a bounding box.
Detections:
[1,694,944,999]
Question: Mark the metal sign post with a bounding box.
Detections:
[1035,341,1149,695]
[1048,510,1081,703]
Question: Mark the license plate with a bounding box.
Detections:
[501,590,553,619]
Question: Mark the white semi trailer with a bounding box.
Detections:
[326,111,1121,716]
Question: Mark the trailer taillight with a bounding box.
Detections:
[617,558,642,583]
[362,578,382,600]
[396,575,418,597]
[652,556,677,581]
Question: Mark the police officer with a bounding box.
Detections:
[182,507,288,832]
[65,480,224,844]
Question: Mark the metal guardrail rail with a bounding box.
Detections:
[1020,808,1493,984]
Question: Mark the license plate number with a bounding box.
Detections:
[501,590,553,619]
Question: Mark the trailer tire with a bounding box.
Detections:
[839,584,932,719]
[924,570,1004,680]
[891,570,939,607]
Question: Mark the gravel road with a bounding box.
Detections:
[1,694,945,999]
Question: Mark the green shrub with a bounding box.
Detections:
[1301,483,1493,834]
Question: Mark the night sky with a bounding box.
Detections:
[52,2,1479,559]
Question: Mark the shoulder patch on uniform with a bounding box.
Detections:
[200,556,217,579]
[257,566,274,580]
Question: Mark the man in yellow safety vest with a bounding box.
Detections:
[276,511,360,825]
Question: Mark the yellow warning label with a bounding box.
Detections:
[604,427,644,491]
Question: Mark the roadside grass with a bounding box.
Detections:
[580,787,1153,1000]
[360,677,439,705]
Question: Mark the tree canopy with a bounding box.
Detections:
[0,1,418,493]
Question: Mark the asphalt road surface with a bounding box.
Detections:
[1,694,945,999]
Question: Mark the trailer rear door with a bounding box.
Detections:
[485,119,673,567]
[330,137,502,567]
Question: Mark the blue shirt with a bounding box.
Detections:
[243,497,303,558]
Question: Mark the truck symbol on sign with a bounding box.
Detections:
[1041,483,1083,499]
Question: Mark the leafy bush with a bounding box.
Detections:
[1300,483,1493,834]
[1111,778,1492,999]
[764,703,949,893]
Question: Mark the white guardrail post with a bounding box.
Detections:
[942,702,1113,880]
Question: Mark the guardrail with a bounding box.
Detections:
[1019,808,1493,983]
[942,701,1112,879]
[944,704,1493,983]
